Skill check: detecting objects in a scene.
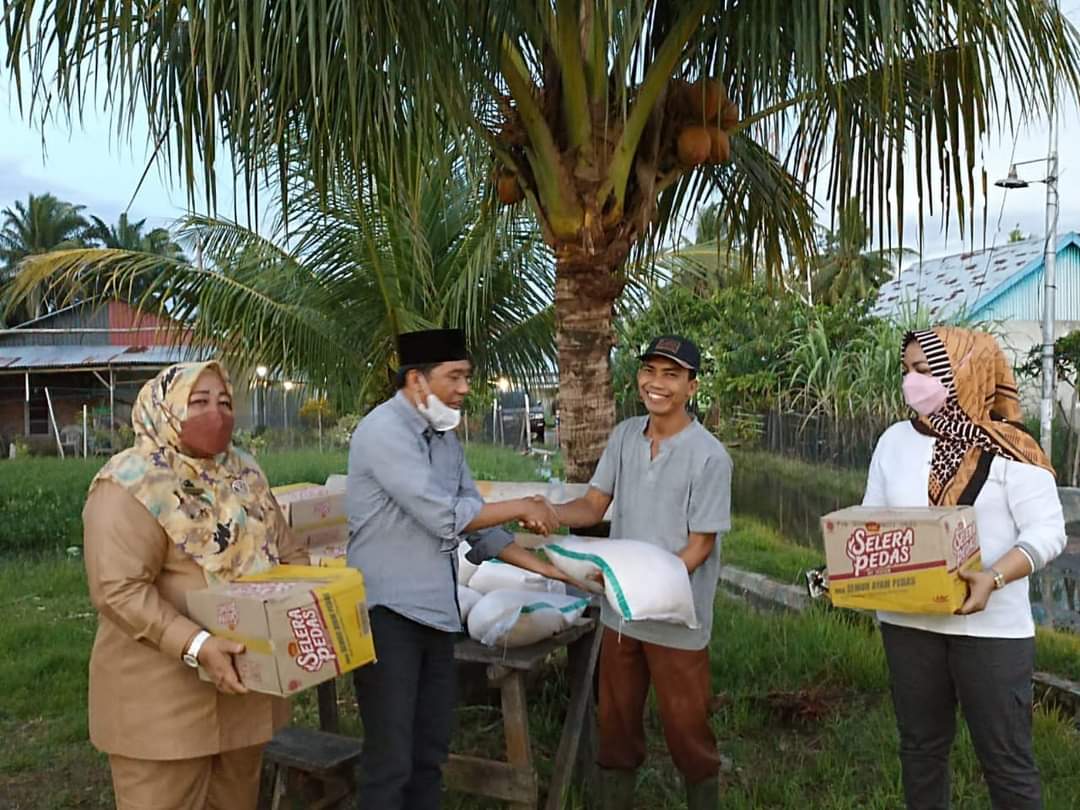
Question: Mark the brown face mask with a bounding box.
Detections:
[179,410,235,457]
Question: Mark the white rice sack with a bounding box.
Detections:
[468,560,566,596]
[324,474,347,492]
[544,537,698,628]
[467,590,590,648]
[457,585,483,622]
[456,542,479,587]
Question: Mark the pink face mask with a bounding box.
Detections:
[902,372,948,416]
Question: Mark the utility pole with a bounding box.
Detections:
[1040,99,1059,460]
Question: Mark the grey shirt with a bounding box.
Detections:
[590,416,732,650]
[346,392,513,632]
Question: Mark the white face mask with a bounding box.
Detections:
[417,393,461,432]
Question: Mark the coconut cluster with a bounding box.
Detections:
[669,78,739,168]
[491,77,740,205]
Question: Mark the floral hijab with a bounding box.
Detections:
[90,361,281,582]
[905,327,1053,505]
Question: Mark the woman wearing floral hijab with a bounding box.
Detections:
[863,327,1065,809]
[83,361,307,810]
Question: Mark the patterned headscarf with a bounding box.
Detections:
[90,361,281,582]
[905,327,1053,505]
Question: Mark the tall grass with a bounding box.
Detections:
[730,448,865,547]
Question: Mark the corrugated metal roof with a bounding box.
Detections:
[873,232,1080,321]
[0,345,210,371]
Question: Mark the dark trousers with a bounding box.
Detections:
[880,622,1041,810]
[596,628,721,784]
[352,607,457,810]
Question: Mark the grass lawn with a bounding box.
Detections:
[5,446,1080,807]
[7,550,1080,808]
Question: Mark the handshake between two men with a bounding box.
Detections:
[518,494,561,536]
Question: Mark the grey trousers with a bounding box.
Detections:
[352,607,457,810]
[880,622,1041,810]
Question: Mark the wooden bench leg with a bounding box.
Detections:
[544,624,603,810]
[502,671,538,810]
[317,679,340,733]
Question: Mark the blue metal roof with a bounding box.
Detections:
[0,344,210,371]
[873,232,1080,321]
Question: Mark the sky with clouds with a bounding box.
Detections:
[2,11,1079,265]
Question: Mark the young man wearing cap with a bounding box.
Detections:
[552,335,732,810]
[346,328,567,810]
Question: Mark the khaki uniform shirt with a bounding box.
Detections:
[83,480,309,760]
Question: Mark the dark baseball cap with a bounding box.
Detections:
[639,335,701,371]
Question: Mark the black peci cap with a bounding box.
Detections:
[639,335,701,371]
[397,329,469,367]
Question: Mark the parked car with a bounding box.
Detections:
[529,402,545,443]
[497,390,546,445]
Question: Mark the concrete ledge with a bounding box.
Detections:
[718,565,811,613]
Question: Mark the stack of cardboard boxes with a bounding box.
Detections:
[272,482,349,567]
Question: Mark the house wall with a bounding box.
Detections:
[0,306,110,347]
[977,244,1080,322]
[996,320,1080,420]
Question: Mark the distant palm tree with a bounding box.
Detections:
[0,193,88,323]
[5,150,557,411]
[811,201,910,306]
[83,213,186,302]
[84,213,184,258]
[661,202,767,294]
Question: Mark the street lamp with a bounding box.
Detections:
[254,366,268,427]
[283,381,295,435]
[995,143,1059,459]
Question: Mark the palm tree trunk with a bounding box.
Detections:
[555,259,623,482]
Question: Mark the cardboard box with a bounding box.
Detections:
[309,541,349,568]
[295,521,348,550]
[186,565,376,696]
[272,483,344,529]
[272,482,348,551]
[821,506,981,614]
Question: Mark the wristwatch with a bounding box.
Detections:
[182,630,212,668]
[990,568,1006,590]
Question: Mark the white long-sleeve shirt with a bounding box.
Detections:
[862,421,1066,638]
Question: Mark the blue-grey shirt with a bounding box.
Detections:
[590,416,732,650]
[346,392,513,632]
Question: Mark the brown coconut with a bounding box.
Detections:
[708,127,731,164]
[496,172,524,205]
[720,100,740,130]
[690,79,726,122]
[677,126,712,167]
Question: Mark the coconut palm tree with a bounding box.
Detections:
[84,213,184,258]
[0,192,88,323]
[81,213,188,303]
[6,150,557,411]
[811,200,911,306]
[5,1,1079,479]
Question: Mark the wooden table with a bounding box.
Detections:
[314,614,602,810]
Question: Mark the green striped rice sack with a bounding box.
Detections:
[467,590,591,647]
[543,538,699,628]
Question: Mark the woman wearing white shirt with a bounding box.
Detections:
[863,327,1064,810]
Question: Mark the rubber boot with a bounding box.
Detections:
[684,774,720,810]
[598,768,635,810]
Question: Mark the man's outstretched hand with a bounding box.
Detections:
[520,495,559,536]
